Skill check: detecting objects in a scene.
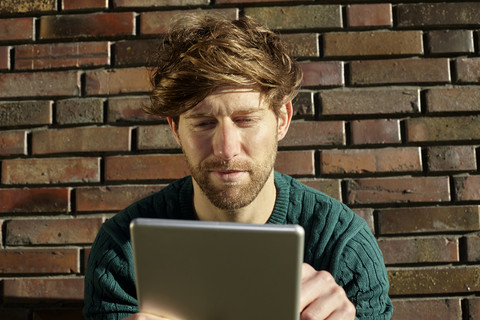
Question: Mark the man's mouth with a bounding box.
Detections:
[211,170,247,183]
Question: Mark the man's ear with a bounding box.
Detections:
[167,117,182,146]
[277,101,293,141]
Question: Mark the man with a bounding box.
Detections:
[83,14,393,320]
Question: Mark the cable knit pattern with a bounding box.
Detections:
[84,172,393,319]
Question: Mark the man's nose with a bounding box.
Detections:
[213,120,241,160]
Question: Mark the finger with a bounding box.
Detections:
[299,265,356,320]
[299,266,336,311]
[300,274,343,319]
[324,305,357,320]
[301,284,355,320]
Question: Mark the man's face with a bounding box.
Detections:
[169,87,289,211]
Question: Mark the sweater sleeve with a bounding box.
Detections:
[83,224,139,320]
[336,225,393,320]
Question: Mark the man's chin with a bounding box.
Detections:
[204,187,255,211]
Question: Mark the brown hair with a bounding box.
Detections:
[146,14,302,120]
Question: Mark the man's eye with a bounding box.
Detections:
[195,120,216,128]
[236,117,254,123]
[235,118,256,126]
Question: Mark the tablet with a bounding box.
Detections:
[130,218,304,320]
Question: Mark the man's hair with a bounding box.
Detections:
[146,14,303,119]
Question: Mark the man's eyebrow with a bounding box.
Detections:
[183,112,211,119]
[184,108,266,119]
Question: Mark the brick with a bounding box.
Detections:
[279,33,319,58]
[0,46,9,70]
[32,126,131,155]
[469,297,480,320]
[0,17,34,41]
[244,5,341,30]
[40,12,135,40]
[465,232,480,262]
[0,188,70,213]
[114,0,208,7]
[321,147,422,174]
[392,298,462,320]
[275,151,315,176]
[428,30,474,54]
[56,98,104,125]
[454,175,480,201]
[3,278,84,303]
[352,208,374,232]
[76,185,165,212]
[0,71,80,98]
[85,67,150,95]
[15,42,110,70]
[62,0,108,10]
[2,157,100,184]
[5,218,103,245]
[280,121,345,147]
[347,176,450,205]
[320,89,420,115]
[0,101,52,127]
[108,96,158,122]
[426,87,480,112]
[299,179,341,201]
[406,116,480,142]
[350,119,401,145]
[397,3,480,27]
[377,205,480,234]
[350,58,450,85]
[138,124,180,151]
[105,154,189,181]
[292,92,314,116]
[427,146,476,172]
[141,9,238,35]
[456,58,480,83]
[378,236,459,265]
[388,266,480,295]
[114,39,160,66]
[0,0,56,14]
[300,61,343,87]
[33,309,84,320]
[0,130,27,156]
[346,4,392,27]
[324,31,422,57]
[0,249,79,274]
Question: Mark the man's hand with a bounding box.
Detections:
[300,263,356,320]
[123,313,170,320]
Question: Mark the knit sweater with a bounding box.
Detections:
[83,172,393,319]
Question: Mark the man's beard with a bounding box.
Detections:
[184,145,277,211]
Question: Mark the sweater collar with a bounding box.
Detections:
[267,171,290,224]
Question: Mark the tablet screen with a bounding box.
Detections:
[130,218,304,320]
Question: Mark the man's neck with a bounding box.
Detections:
[192,172,276,224]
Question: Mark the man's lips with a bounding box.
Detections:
[210,170,247,183]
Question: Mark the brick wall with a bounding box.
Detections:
[0,1,479,319]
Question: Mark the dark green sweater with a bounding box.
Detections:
[83,172,393,319]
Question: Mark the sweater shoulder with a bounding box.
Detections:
[276,172,363,229]
[102,175,194,238]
